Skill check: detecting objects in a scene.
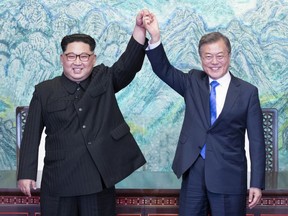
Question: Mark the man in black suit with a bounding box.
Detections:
[17,10,150,216]
[143,13,265,216]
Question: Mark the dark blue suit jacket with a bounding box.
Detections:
[147,43,265,194]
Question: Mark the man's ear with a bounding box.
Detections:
[60,54,64,65]
[93,54,97,65]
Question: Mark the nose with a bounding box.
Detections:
[211,56,218,64]
[74,56,82,64]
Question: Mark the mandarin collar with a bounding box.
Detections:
[61,73,91,94]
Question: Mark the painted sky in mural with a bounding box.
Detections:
[0,0,287,178]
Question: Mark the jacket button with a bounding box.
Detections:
[82,125,86,129]
[79,107,83,112]
[87,141,92,145]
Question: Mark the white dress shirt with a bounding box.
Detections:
[209,72,231,118]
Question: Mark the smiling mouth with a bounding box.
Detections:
[73,68,82,73]
[211,67,221,71]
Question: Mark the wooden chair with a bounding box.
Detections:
[15,106,29,174]
[262,108,278,173]
[16,106,29,150]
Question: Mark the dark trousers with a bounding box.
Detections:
[40,187,116,216]
[179,156,246,216]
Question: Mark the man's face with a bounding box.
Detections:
[60,42,96,82]
[200,39,230,80]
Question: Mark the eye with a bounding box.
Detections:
[205,55,212,61]
[216,55,224,60]
[80,54,89,61]
[66,54,76,60]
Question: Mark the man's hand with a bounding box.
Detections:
[18,179,37,197]
[136,9,151,28]
[248,187,262,209]
[142,12,160,44]
[133,9,152,44]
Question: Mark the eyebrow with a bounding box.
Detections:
[204,51,226,55]
[64,52,94,55]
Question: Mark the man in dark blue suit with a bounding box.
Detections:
[143,13,265,216]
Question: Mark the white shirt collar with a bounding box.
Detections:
[209,71,231,87]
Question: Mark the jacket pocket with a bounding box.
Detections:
[110,122,130,140]
[44,150,66,165]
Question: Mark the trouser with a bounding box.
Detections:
[40,186,116,216]
[179,156,246,216]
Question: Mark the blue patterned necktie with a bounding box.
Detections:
[200,80,220,159]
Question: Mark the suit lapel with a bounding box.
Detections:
[198,73,210,127]
[214,73,240,126]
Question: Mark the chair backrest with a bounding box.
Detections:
[262,108,278,172]
[15,106,29,177]
[16,106,29,149]
[15,106,279,172]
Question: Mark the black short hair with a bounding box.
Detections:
[198,32,231,56]
[61,33,96,52]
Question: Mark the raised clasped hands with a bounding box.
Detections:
[133,9,154,44]
[136,9,152,28]
[133,9,160,44]
[141,10,160,44]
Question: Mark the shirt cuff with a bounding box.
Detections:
[146,40,161,50]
